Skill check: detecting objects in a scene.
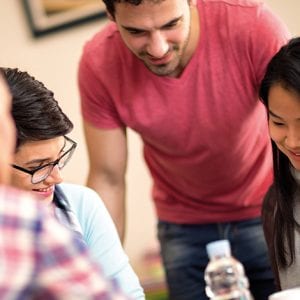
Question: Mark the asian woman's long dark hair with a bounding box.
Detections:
[259,37,300,268]
[2,67,73,220]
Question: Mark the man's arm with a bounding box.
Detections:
[83,120,128,242]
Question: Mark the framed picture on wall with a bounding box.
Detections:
[22,0,107,37]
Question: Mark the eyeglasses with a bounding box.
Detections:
[11,136,77,184]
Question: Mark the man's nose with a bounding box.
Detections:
[146,31,169,58]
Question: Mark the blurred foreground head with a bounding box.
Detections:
[0,70,15,185]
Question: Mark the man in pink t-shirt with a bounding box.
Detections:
[78,0,290,299]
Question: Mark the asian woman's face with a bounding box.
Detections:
[268,84,300,170]
[10,137,66,204]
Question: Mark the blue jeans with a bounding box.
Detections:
[157,217,275,300]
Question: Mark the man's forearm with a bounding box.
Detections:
[86,174,126,242]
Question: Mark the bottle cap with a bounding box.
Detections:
[206,239,231,259]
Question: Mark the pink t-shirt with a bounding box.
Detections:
[79,0,290,224]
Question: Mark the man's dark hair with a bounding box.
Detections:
[103,0,165,18]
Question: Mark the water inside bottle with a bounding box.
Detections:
[205,257,251,300]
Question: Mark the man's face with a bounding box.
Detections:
[113,0,196,77]
[0,74,16,185]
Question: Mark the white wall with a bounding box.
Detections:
[0,0,299,267]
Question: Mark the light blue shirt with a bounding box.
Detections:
[55,183,145,299]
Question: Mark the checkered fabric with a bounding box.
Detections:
[0,185,128,300]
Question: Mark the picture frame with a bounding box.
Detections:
[22,0,107,37]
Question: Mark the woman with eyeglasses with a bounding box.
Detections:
[2,67,144,300]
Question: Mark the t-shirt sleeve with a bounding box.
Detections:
[78,44,125,129]
[249,2,291,85]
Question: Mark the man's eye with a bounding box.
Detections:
[163,21,178,29]
[128,29,144,35]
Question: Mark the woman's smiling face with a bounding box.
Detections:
[11,137,66,204]
[268,84,300,170]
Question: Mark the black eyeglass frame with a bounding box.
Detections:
[11,136,77,184]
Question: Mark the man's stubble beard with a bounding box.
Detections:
[141,23,191,77]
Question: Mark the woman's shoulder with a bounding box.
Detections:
[58,183,103,209]
[58,183,98,197]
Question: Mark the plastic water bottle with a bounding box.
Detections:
[204,239,252,300]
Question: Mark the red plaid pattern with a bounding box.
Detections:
[0,186,128,300]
